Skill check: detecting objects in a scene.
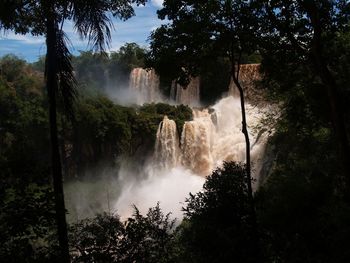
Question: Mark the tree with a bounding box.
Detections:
[258,0,350,196]
[148,0,260,252]
[69,204,175,263]
[176,162,260,263]
[0,1,146,261]
[115,42,147,71]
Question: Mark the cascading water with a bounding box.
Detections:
[129,68,162,104]
[180,109,215,176]
[154,96,269,181]
[130,68,201,106]
[154,116,180,169]
[170,77,201,106]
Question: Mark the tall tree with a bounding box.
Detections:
[1,0,146,261]
[148,0,260,255]
[258,0,350,196]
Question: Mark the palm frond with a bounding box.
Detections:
[56,29,77,119]
[71,0,113,52]
[71,0,144,52]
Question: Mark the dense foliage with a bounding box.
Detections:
[1,0,350,262]
[0,54,191,261]
[69,204,175,263]
[0,54,192,177]
[73,43,147,95]
[176,162,258,263]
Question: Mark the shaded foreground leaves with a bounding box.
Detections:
[69,204,176,263]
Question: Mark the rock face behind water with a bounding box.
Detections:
[228,64,265,105]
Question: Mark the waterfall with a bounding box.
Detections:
[129,68,162,104]
[113,65,269,219]
[170,77,201,106]
[180,109,215,176]
[154,96,269,181]
[129,68,201,106]
[154,116,180,169]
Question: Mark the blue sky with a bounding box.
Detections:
[0,0,165,62]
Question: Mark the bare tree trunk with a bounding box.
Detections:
[45,5,70,262]
[231,66,253,200]
[229,55,260,259]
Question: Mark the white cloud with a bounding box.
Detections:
[151,0,164,8]
[0,32,44,45]
[0,4,164,61]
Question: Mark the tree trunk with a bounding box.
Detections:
[45,6,70,263]
[230,58,260,259]
[231,65,253,200]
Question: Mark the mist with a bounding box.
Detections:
[115,165,205,221]
[64,160,204,223]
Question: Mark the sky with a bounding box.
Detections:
[0,0,165,62]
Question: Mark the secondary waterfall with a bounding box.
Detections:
[129,68,162,104]
[129,67,201,106]
[170,77,201,106]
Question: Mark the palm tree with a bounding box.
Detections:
[1,1,146,261]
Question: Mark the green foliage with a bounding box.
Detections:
[148,0,259,85]
[257,169,350,262]
[72,43,147,95]
[115,42,147,71]
[31,56,45,72]
[121,204,176,263]
[73,51,109,94]
[254,2,350,261]
[72,97,192,175]
[0,55,55,261]
[0,55,50,182]
[0,54,192,178]
[0,183,57,263]
[69,204,176,263]
[258,0,350,183]
[175,162,258,263]
[139,103,192,133]
[199,58,231,105]
[69,213,124,262]
[0,55,192,261]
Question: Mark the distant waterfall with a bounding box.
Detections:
[129,67,202,106]
[154,96,269,180]
[170,77,201,106]
[129,68,162,104]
